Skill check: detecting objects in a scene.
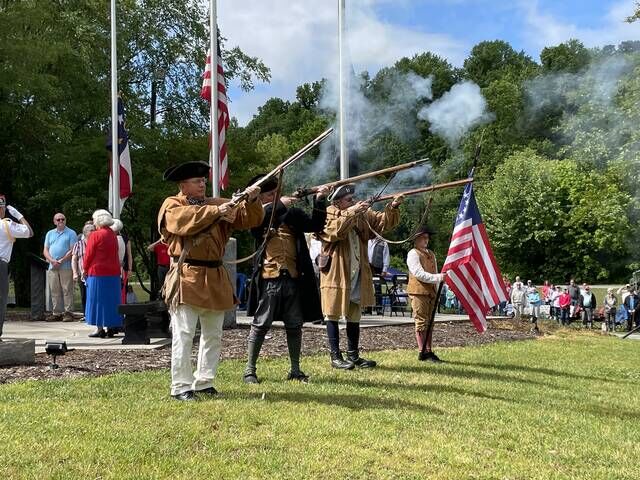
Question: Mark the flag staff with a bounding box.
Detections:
[209,0,220,197]
[338,0,349,180]
[110,0,120,218]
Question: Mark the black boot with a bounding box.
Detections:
[286,328,303,377]
[330,351,354,370]
[243,328,265,384]
[347,350,377,368]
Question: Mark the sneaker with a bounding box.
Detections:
[45,314,63,322]
[62,313,75,322]
[172,391,195,402]
[196,387,218,397]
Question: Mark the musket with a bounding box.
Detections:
[292,157,430,198]
[371,177,473,204]
[228,127,334,206]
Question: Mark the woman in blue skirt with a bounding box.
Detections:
[83,209,122,338]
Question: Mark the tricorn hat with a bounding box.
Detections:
[163,161,210,182]
[415,225,436,237]
[246,173,279,193]
[328,183,356,202]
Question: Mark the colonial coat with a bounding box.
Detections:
[318,203,400,317]
[246,196,327,322]
[158,193,264,311]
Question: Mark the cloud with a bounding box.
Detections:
[520,0,640,52]
[217,0,465,124]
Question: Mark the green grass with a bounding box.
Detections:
[1,334,639,479]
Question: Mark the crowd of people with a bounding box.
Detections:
[501,276,639,332]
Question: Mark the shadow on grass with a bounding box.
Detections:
[312,376,515,404]
[444,360,626,384]
[377,363,552,388]
[226,389,444,413]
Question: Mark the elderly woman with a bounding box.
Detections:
[83,209,122,338]
[71,222,96,318]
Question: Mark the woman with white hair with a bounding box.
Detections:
[83,209,122,337]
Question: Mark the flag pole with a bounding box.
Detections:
[210,0,220,197]
[338,0,349,180]
[110,0,120,218]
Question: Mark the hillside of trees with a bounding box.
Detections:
[2,1,640,304]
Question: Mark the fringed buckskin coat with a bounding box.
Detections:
[318,203,399,317]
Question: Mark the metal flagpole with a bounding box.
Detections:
[110,0,120,218]
[338,0,348,180]
[210,0,220,197]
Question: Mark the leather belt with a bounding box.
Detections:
[173,257,222,268]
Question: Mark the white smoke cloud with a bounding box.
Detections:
[418,81,495,148]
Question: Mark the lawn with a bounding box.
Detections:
[1,333,638,479]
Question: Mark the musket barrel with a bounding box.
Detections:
[294,157,430,198]
[372,178,473,203]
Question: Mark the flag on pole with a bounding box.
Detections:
[107,97,132,212]
[441,181,507,333]
[201,42,229,190]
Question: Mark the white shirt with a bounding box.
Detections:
[0,218,30,263]
[116,235,126,265]
[406,248,443,284]
[308,238,322,265]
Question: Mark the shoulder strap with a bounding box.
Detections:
[2,219,15,244]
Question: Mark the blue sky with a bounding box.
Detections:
[216,0,640,124]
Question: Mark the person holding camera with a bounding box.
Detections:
[0,195,33,339]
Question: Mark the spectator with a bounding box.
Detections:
[568,279,580,306]
[617,284,632,303]
[71,222,96,319]
[623,288,640,332]
[0,195,33,339]
[147,239,170,292]
[368,237,389,315]
[84,209,122,338]
[578,285,597,329]
[510,281,527,320]
[603,288,617,332]
[550,285,561,323]
[111,219,133,304]
[527,287,542,325]
[558,287,571,326]
[43,212,77,321]
[541,280,551,302]
[547,284,559,320]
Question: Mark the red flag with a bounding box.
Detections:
[201,43,229,190]
[442,182,507,333]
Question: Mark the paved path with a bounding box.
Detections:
[2,311,470,353]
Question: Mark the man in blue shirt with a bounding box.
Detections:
[43,213,77,321]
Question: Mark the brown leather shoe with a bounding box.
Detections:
[62,313,75,322]
[45,314,63,322]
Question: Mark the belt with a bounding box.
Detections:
[173,257,223,268]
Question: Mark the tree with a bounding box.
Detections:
[540,40,591,73]
[463,40,539,88]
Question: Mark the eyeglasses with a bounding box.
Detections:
[55,218,66,222]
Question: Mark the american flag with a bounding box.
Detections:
[107,97,132,212]
[442,181,507,333]
[200,42,229,190]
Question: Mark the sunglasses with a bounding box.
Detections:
[55,218,66,222]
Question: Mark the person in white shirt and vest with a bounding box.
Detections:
[0,194,33,339]
[406,226,446,362]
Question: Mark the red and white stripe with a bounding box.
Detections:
[201,48,229,190]
[442,219,508,333]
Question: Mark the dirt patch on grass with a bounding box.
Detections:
[0,319,537,384]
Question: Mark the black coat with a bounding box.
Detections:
[246,197,327,322]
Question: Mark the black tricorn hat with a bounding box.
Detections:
[415,225,436,237]
[163,161,210,182]
[246,173,279,193]
[328,183,356,202]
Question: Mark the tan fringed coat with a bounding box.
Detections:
[158,193,264,311]
[318,203,400,316]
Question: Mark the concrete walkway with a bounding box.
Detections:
[2,311,471,353]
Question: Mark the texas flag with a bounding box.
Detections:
[107,96,132,212]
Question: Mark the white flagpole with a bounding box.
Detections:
[110,0,120,218]
[210,0,220,197]
[338,0,348,180]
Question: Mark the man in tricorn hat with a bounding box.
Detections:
[406,226,446,362]
[318,183,403,369]
[244,174,330,384]
[158,161,263,401]
[0,194,33,339]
